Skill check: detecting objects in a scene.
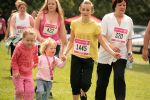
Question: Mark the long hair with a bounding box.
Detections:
[39,0,64,21]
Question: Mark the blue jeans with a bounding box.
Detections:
[36,79,52,100]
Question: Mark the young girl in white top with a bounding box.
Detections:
[36,38,66,100]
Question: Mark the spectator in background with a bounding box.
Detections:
[31,10,37,19]
[0,8,7,43]
[142,21,150,63]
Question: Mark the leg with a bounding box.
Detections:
[44,81,52,100]
[113,59,127,100]
[95,63,112,100]
[36,79,45,100]
[80,58,94,100]
[10,43,15,76]
[81,58,94,92]
[24,78,34,100]
[12,77,24,100]
[70,55,82,100]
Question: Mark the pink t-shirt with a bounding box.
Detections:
[39,13,61,42]
[11,41,38,77]
[36,55,65,81]
[0,17,6,34]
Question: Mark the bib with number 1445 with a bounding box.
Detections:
[74,38,90,56]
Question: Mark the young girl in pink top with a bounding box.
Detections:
[36,38,66,100]
[11,28,38,100]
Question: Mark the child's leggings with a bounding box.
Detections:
[12,76,34,100]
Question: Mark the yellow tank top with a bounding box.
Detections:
[70,18,101,61]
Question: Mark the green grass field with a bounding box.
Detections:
[0,41,150,100]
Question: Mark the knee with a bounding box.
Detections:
[16,89,24,95]
[82,81,91,92]
[71,84,80,95]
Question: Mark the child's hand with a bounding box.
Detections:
[13,73,20,79]
[33,64,38,68]
[61,55,66,62]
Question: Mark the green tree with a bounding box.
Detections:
[60,0,74,17]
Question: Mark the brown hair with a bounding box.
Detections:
[39,0,64,21]
[112,0,128,11]
[15,0,27,9]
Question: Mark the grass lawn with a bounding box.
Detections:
[0,41,150,100]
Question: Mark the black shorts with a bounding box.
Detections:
[0,34,5,41]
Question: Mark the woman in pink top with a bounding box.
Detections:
[11,28,38,100]
[36,38,66,100]
[35,0,67,58]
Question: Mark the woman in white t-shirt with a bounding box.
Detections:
[95,0,134,100]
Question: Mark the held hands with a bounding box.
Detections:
[112,46,121,59]
[112,47,120,53]
[61,54,67,62]
[113,52,121,59]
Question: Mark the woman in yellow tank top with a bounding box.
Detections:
[63,0,121,100]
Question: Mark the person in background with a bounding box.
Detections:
[95,0,134,100]
[11,28,38,100]
[9,0,34,76]
[63,0,121,100]
[31,10,37,19]
[0,8,7,43]
[142,21,150,63]
[36,38,66,100]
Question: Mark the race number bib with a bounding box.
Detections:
[111,27,128,44]
[16,26,26,35]
[74,38,90,56]
[43,24,58,35]
[0,23,2,30]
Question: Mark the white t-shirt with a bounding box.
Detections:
[14,13,30,37]
[98,13,134,65]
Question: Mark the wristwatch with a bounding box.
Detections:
[128,52,132,56]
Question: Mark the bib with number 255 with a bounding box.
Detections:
[74,38,90,56]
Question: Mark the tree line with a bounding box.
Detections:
[0,0,150,25]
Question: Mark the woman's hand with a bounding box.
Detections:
[113,52,121,59]
[127,53,133,62]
